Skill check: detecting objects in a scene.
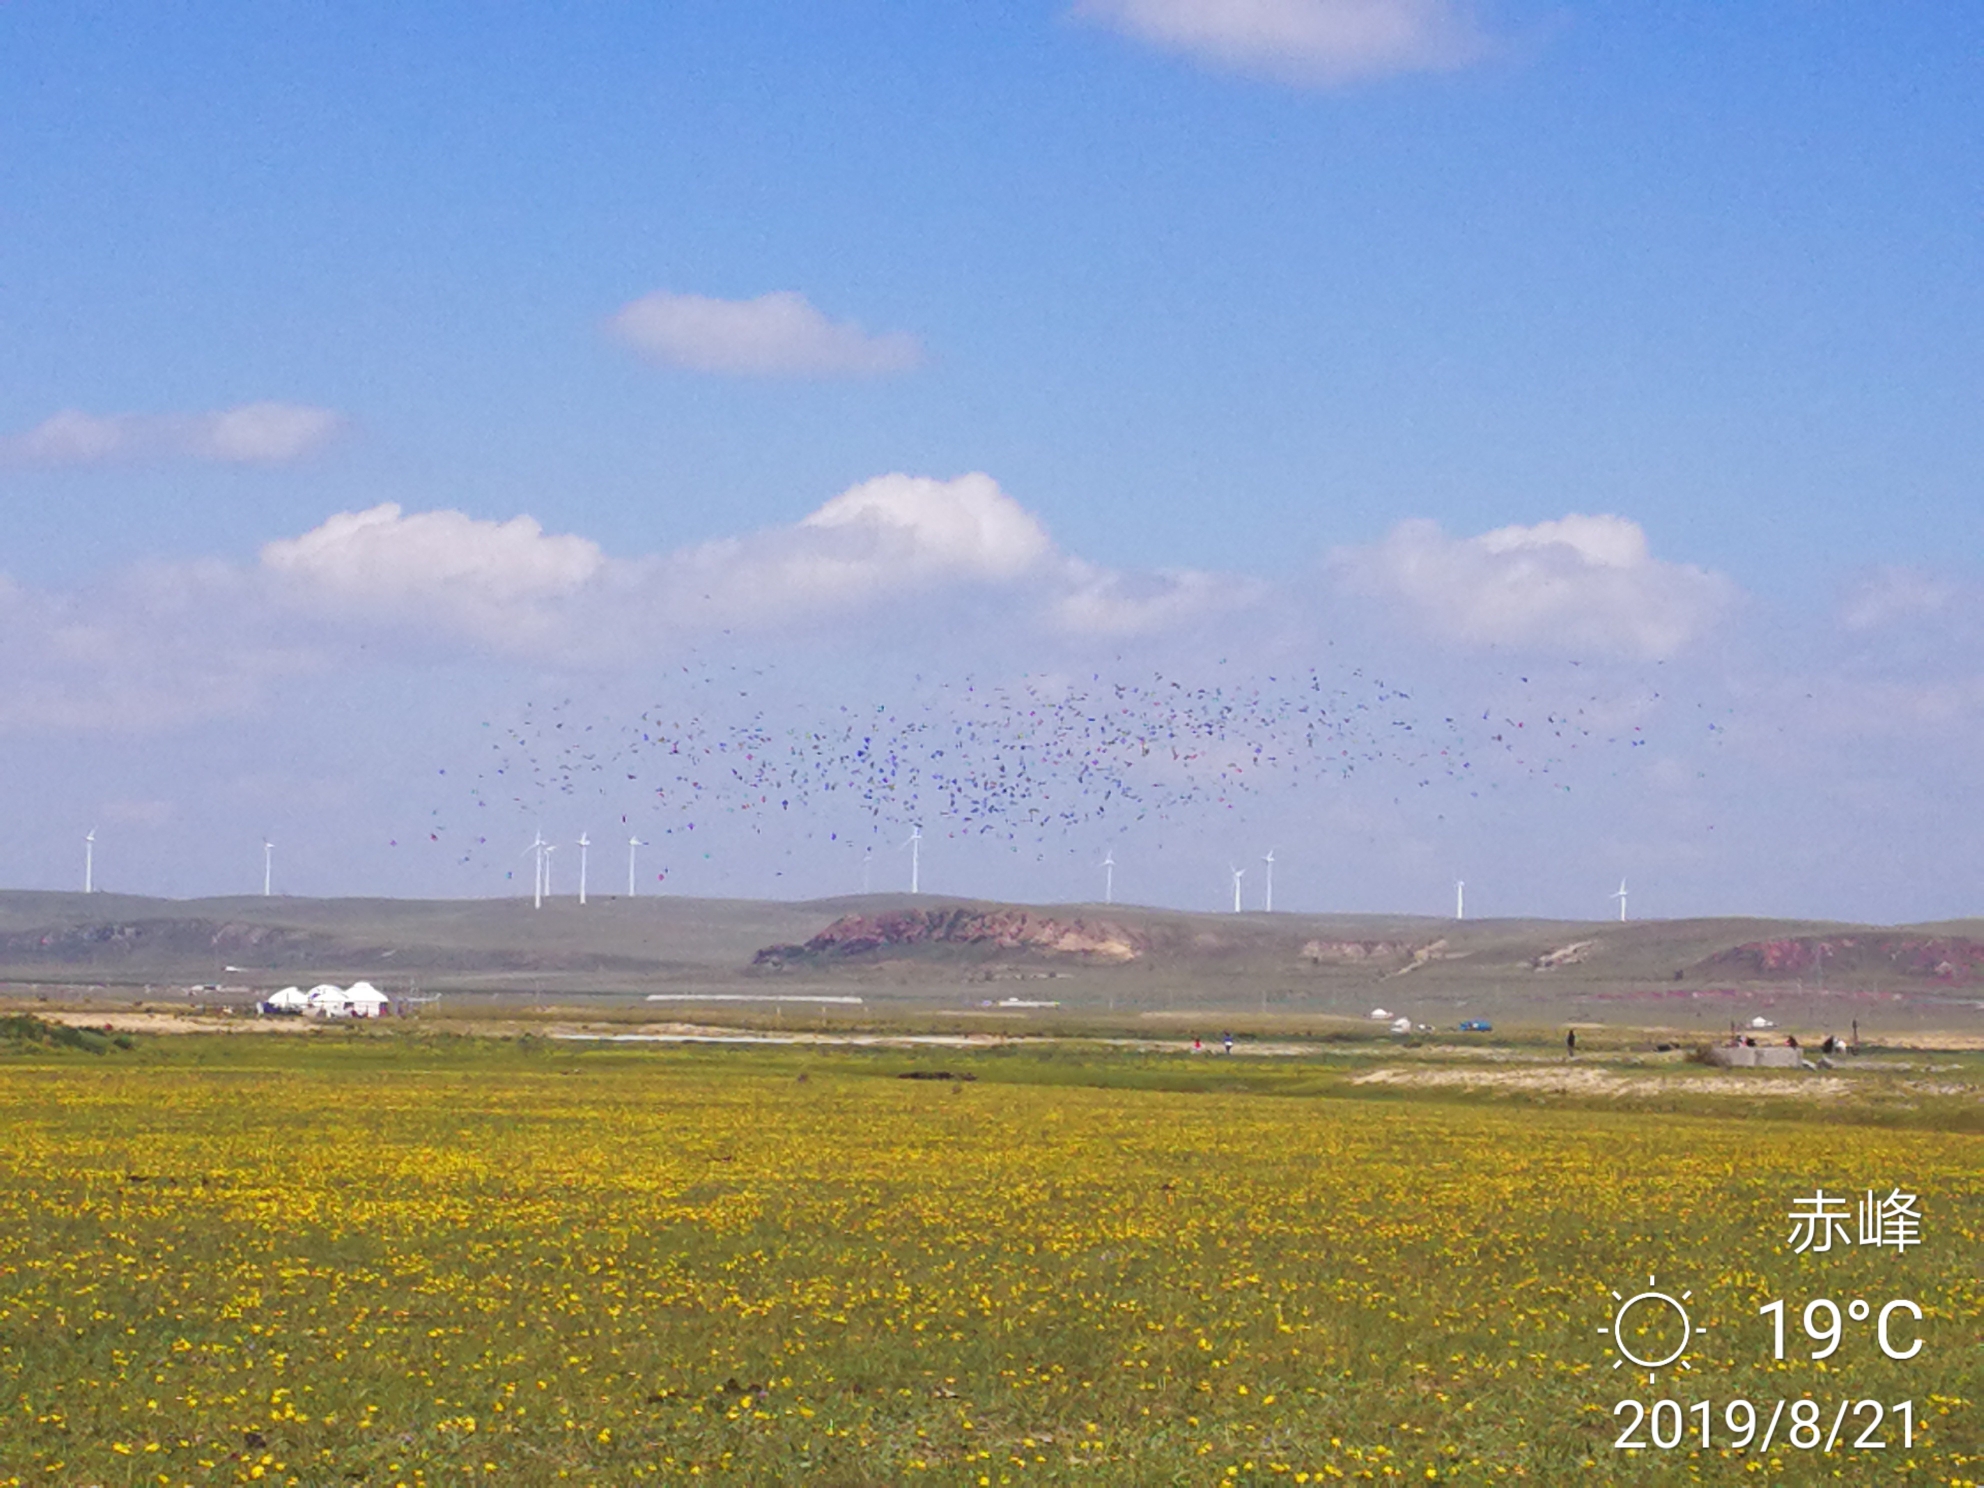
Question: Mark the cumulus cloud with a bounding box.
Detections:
[3,475,1257,731]
[1073,0,1487,85]
[1332,513,1735,659]
[608,290,923,377]
[261,504,606,649]
[653,473,1256,639]
[0,402,345,466]
[252,475,1248,653]
[797,473,1054,584]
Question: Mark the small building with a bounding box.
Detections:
[305,983,349,1018]
[1704,1044,1807,1069]
[343,981,390,1019]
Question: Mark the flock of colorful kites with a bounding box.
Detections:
[418,659,1674,883]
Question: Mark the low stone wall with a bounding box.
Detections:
[1704,1044,1807,1069]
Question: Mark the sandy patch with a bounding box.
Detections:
[1352,1065,1852,1100]
[26,1010,322,1035]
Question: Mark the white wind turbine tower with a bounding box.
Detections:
[1454,879,1465,921]
[1102,848,1115,905]
[627,835,643,897]
[263,839,273,898]
[84,829,95,895]
[542,842,557,900]
[1230,865,1246,914]
[524,831,548,909]
[576,832,591,906]
[904,826,922,895]
[1612,878,1629,922]
[1261,848,1276,913]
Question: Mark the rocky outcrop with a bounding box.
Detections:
[1531,940,1595,970]
[754,908,1146,967]
[1699,935,1984,983]
[0,919,345,965]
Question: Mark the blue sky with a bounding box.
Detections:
[1,1,1979,919]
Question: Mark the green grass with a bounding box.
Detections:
[0,1036,1976,1485]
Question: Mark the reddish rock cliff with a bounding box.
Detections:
[1698,935,1984,983]
[754,908,1146,966]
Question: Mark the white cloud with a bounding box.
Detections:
[653,473,1252,638]
[189,403,346,462]
[1073,0,1487,85]
[0,402,345,466]
[1051,561,1267,637]
[0,475,1254,731]
[261,504,605,648]
[1332,513,1735,659]
[799,473,1054,582]
[608,290,923,377]
[651,473,1055,624]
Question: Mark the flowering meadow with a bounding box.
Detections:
[0,1038,1976,1485]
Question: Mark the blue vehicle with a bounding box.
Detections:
[1458,1019,1493,1032]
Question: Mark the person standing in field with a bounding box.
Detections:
[1565,1028,1577,1058]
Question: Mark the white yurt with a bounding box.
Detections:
[343,981,390,1019]
[306,983,349,1017]
[265,986,309,1013]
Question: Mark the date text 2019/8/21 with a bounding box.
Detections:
[1612,1398,1913,1453]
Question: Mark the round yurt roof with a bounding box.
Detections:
[344,982,389,1003]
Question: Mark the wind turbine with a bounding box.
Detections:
[1612,878,1628,922]
[262,839,273,898]
[1261,848,1276,913]
[523,831,547,909]
[542,842,557,900]
[1230,865,1246,914]
[576,832,591,906]
[627,835,643,897]
[1455,879,1465,921]
[84,829,95,895]
[905,826,922,895]
[861,845,873,894]
[1102,848,1115,905]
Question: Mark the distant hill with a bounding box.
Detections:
[3,891,1982,1034]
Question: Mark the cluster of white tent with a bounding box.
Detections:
[260,981,393,1018]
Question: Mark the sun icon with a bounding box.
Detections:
[1599,1274,1708,1382]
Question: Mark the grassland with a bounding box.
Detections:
[0,1030,1976,1486]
